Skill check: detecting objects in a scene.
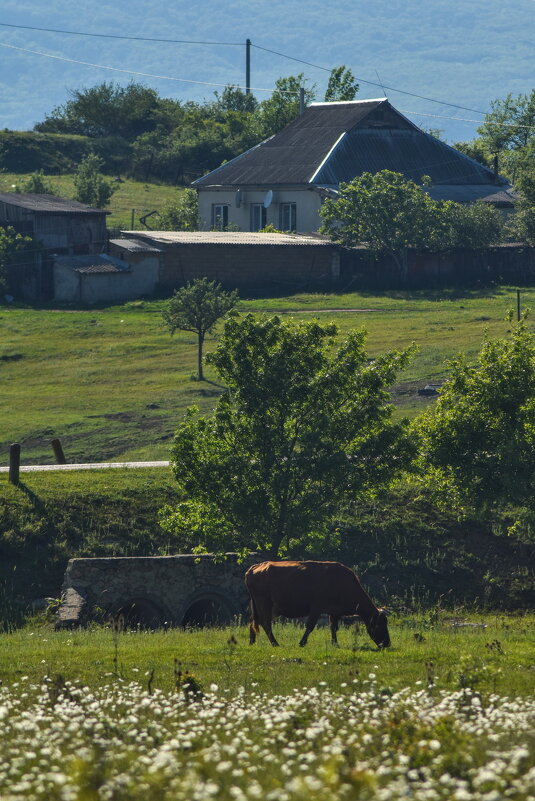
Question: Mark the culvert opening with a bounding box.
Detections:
[114,597,166,629]
[181,597,233,628]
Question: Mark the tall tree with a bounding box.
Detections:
[324,66,359,102]
[161,278,238,381]
[160,314,415,557]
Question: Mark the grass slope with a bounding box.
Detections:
[1,287,534,465]
[0,173,181,230]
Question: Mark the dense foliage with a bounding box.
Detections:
[161,314,415,556]
[416,320,535,540]
[73,154,117,208]
[319,171,503,278]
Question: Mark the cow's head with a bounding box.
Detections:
[366,609,390,649]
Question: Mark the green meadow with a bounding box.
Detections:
[1,614,533,697]
[2,286,534,465]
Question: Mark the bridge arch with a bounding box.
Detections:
[179,586,242,628]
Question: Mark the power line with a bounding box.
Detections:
[0,21,242,46]
[0,42,285,94]
[0,19,494,117]
[251,43,491,116]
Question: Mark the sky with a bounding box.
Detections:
[0,0,533,143]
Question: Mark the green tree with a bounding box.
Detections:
[15,170,57,195]
[35,82,163,140]
[324,66,359,102]
[320,170,447,278]
[442,200,503,249]
[160,314,415,557]
[258,74,316,138]
[160,188,200,231]
[161,278,239,381]
[0,226,35,293]
[73,154,116,208]
[416,321,535,538]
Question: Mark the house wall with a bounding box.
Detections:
[157,242,340,293]
[54,257,159,303]
[198,188,323,233]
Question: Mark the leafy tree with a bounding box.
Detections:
[161,278,239,381]
[160,314,415,557]
[35,82,164,140]
[442,200,503,249]
[324,66,359,102]
[258,74,316,138]
[73,154,116,208]
[213,85,258,114]
[160,188,200,231]
[0,226,35,293]
[506,198,535,244]
[416,320,535,538]
[320,170,447,278]
[15,170,57,195]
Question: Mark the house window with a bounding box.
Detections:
[211,204,229,230]
[279,203,297,232]
[250,203,267,231]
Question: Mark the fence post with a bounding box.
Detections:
[9,443,20,485]
[51,438,66,464]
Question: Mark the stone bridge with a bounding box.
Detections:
[56,553,258,629]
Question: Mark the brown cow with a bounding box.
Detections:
[245,560,390,648]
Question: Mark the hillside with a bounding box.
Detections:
[1,0,533,143]
[1,288,535,466]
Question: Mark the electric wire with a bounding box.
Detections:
[0,21,243,45]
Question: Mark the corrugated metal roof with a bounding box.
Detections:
[121,231,333,247]
[56,255,131,274]
[109,238,162,253]
[193,99,505,191]
[0,193,109,214]
[425,185,517,204]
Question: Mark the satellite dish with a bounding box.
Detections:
[263,190,273,209]
[235,190,242,208]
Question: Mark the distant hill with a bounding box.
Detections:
[0,0,533,143]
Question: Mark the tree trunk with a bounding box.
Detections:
[197,332,204,381]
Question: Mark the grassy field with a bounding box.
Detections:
[0,172,181,230]
[1,614,533,696]
[0,618,533,800]
[1,286,534,465]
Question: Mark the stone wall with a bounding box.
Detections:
[56,553,259,629]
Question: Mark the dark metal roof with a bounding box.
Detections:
[0,193,109,214]
[193,99,505,190]
[425,185,517,205]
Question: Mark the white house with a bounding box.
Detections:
[193,99,514,234]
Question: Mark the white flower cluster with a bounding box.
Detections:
[0,678,533,800]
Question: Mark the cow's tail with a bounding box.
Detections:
[249,596,260,645]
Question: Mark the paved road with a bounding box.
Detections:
[0,461,170,472]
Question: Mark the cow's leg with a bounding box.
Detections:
[262,618,279,647]
[254,599,279,646]
[299,611,321,647]
[329,615,340,646]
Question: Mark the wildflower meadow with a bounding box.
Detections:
[0,617,533,800]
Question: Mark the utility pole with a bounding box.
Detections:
[245,39,251,95]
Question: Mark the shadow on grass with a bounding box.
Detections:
[355,284,510,302]
[16,482,46,514]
